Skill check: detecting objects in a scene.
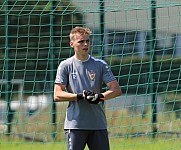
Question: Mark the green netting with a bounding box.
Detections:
[0,0,181,149]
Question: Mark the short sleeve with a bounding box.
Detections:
[54,61,68,85]
[101,60,116,84]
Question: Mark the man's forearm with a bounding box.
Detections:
[102,88,122,100]
[54,91,77,102]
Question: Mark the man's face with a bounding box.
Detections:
[70,33,90,56]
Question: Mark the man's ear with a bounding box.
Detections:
[70,41,74,48]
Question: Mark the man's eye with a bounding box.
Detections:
[78,40,90,44]
[86,40,90,43]
[78,40,84,44]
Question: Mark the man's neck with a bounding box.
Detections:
[74,55,90,62]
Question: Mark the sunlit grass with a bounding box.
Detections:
[0,137,180,150]
[0,102,180,150]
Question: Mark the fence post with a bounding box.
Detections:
[5,0,13,135]
[99,0,105,59]
[50,0,57,140]
[150,0,157,138]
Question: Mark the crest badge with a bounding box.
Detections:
[88,70,96,81]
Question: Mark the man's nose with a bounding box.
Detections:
[84,41,88,45]
[84,40,90,45]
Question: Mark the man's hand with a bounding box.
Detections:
[83,90,105,104]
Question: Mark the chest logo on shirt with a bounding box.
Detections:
[72,72,77,80]
[88,70,96,81]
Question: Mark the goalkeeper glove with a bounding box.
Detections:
[77,93,84,100]
[83,90,104,104]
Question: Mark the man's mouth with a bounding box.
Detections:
[83,48,88,51]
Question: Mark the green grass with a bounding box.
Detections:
[109,138,181,150]
[0,137,180,150]
[0,103,180,149]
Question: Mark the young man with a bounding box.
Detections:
[54,26,122,150]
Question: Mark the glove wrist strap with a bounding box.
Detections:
[77,93,84,100]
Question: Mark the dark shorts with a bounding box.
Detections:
[65,129,110,150]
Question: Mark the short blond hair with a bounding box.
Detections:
[69,26,92,41]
